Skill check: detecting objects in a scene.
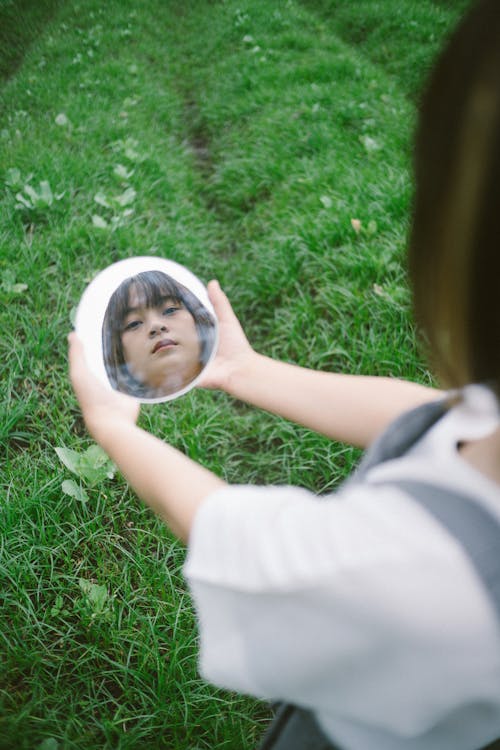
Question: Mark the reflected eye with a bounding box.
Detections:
[163,306,179,316]
[123,319,142,332]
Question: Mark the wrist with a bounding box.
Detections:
[84,410,136,446]
[224,349,265,399]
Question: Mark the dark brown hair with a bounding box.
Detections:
[102,270,216,398]
[409,0,500,392]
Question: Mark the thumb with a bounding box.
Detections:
[207,279,238,323]
[68,332,89,386]
[68,331,83,367]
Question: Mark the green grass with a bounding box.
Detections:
[0,0,67,81]
[0,0,470,747]
[300,0,473,101]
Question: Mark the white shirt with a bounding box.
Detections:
[183,385,500,749]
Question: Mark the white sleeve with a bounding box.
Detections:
[183,482,496,727]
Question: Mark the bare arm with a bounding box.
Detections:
[68,334,225,543]
[201,281,441,448]
[226,357,439,448]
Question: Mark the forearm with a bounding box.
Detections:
[93,418,225,543]
[226,352,441,448]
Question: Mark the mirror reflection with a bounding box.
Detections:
[75,257,217,403]
[103,270,216,398]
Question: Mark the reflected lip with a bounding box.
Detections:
[152,338,177,354]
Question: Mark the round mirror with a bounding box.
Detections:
[75,257,218,403]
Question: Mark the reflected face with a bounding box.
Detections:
[121,286,202,392]
[99,266,216,401]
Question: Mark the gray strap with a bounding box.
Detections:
[257,705,339,750]
[377,479,500,621]
[355,399,450,480]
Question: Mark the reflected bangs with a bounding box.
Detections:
[126,271,183,315]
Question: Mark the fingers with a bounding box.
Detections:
[67,332,86,380]
[67,331,77,347]
[67,331,80,373]
[67,333,96,402]
[207,279,236,322]
[68,331,85,354]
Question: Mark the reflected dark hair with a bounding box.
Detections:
[102,270,216,398]
[409,0,500,391]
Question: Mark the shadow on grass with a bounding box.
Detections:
[0,0,67,82]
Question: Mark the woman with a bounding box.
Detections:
[69,1,500,747]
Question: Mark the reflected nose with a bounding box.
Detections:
[148,313,168,338]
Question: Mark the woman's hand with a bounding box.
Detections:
[68,332,140,441]
[198,280,255,393]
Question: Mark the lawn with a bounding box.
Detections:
[0,0,472,747]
